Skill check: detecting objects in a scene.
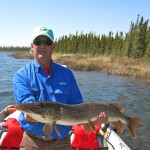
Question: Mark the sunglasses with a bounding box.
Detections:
[33,40,53,46]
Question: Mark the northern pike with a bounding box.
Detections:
[14,101,141,139]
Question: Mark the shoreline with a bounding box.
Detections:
[10,52,150,79]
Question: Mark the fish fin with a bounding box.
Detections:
[42,123,53,135]
[128,117,141,139]
[53,121,61,137]
[109,103,125,112]
[89,121,96,132]
[113,120,125,133]
[83,123,91,133]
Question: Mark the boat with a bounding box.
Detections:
[0,105,131,150]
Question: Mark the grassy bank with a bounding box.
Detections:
[10,52,150,79]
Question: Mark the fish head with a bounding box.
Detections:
[15,103,35,114]
[14,102,62,123]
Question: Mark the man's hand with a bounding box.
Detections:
[25,114,38,123]
[93,112,108,125]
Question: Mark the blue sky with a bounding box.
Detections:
[0,0,149,46]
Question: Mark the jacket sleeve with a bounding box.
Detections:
[13,71,36,104]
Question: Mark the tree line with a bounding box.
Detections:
[55,15,150,59]
[0,15,150,59]
[0,46,29,51]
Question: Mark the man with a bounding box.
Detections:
[13,26,107,150]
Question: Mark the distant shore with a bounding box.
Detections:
[10,52,150,79]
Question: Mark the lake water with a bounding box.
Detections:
[0,52,149,150]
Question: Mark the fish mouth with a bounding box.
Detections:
[14,105,31,113]
[14,103,43,114]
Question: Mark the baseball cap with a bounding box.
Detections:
[32,26,54,42]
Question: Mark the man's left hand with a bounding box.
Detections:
[93,112,108,125]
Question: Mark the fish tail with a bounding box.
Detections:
[127,117,141,139]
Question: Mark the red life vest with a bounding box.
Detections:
[71,125,101,150]
[0,118,23,150]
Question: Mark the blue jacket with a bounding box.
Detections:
[13,60,83,139]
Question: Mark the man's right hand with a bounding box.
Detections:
[25,114,38,123]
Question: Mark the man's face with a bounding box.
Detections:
[31,35,54,66]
